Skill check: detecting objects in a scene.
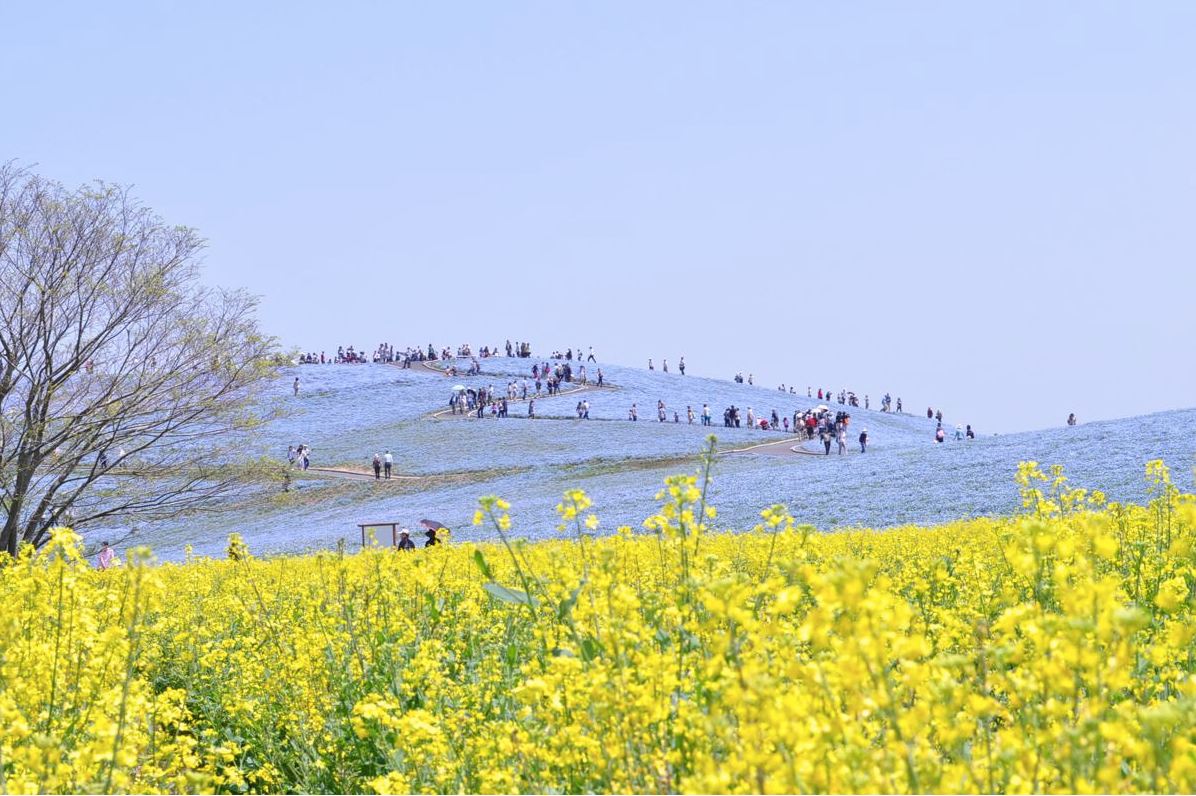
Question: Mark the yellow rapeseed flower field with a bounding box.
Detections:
[1,455,1195,794]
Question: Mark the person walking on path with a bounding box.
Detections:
[837,427,847,455]
[424,529,439,548]
[528,399,535,419]
[821,427,832,455]
[383,450,393,479]
[397,530,416,551]
[629,403,638,421]
[372,453,382,480]
[858,428,868,453]
[596,369,604,387]
[702,403,711,426]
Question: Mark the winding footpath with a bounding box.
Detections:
[408,358,612,420]
[306,357,833,486]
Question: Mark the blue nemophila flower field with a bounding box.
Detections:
[126,360,1195,559]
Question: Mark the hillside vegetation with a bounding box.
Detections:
[132,360,1196,559]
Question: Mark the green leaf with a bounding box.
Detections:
[557,581,585,623]
[473,549,493,579]
[580,636,605,661]
[483,582,537,606]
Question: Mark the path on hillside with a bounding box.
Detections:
[307,467,422,482]
[398,358,611,420]
[428,382,610,420]
[724,435,824,457]
[400,357,821,456]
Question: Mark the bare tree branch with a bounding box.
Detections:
[0,163,280,555]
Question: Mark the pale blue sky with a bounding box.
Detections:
[3,2,1194,432]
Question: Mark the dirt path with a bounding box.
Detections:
[723,435,824,457]
[402,357,822,456]
[429,382,609,420]
[307,467,422,482]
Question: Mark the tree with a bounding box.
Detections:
[0,164,279,555]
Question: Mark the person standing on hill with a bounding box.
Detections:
[372,453,382,480]
[293,376,300,396]
[528,399,535,419]
[966,424,975,440]
[746,408,755,428]
[935,425,945,443]
[837,427,847,455]
[927,407,934,419]
[679,357,686,375]
[687,406,695,424]
[383,450,393,479]
[858,428,868,453]
[662,358,668,373]
[1067,413,1077,426]
[587,347,596,362]
[702,403,711,426]
[648,358,654,370]
[896,397,903,413]
[629,403,638,421]
[821,427,832,455]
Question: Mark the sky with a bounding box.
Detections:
[2,1,1194,433]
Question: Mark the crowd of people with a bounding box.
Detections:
[295,340,1030,451]
[444,359,607,419]
[297,340,546,368]
[286,444,312,470]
